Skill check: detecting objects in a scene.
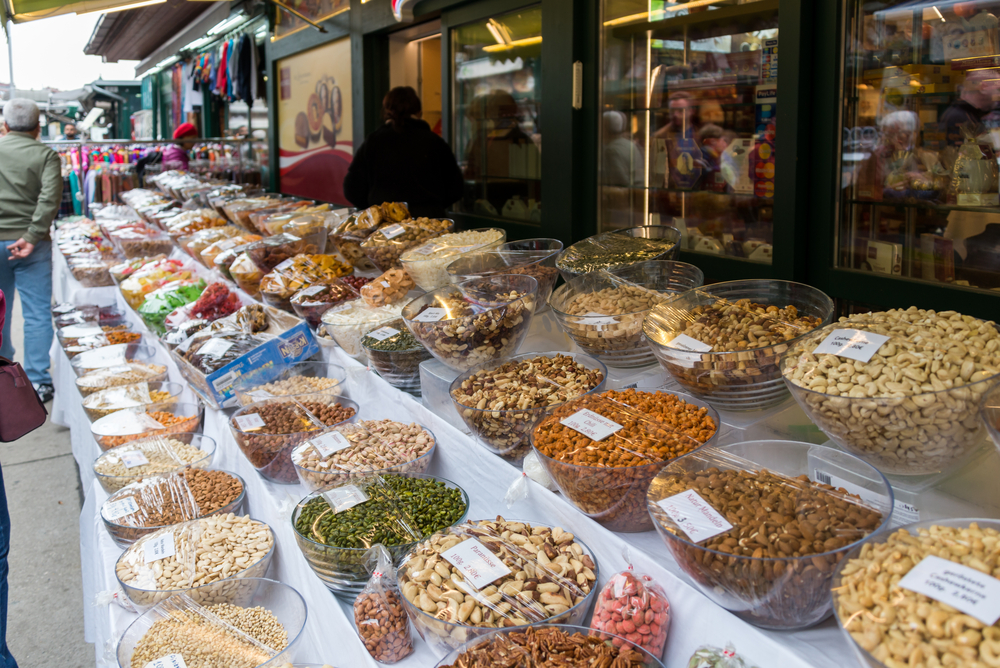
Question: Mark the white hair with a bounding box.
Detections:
[2,98,40,132]
[879,110,919,132]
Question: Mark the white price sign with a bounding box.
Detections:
[442,538,512,589]
[298,284,327,297]
[103,497,140,521]
[366,327,399,342]
[323,485,369,513]
[812,329,890,363]
[61,324,104,338]
[582,312,619,326]
[234,413,266,431]
[119,450,150,469]
[311,431,352,458]
[144,655,188,668]
[656,489,734,543]
[380,280,391,288]
[381,224,405,239]
[560,409,623,442]
[666,334,713,352]
[899,555,1000,625]
[274,258,296,272]
[107,364,133,374]
[198,339,234,358]
[77,343,128,369]
[143,532,176,563]
[412,308,447,323]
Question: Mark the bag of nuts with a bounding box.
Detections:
[353,544,414,664]
[361,268,415,307]
[589,551,670,659]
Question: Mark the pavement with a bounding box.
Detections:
[0,293,88,667]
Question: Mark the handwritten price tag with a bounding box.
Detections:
[812,329,890,363]
[899,555,1000,625]
[323,485,369,513]
[560,409,623,442]
[234,413,266,431]
[198,339,234,358]
[103,497,140,521]
[442,538,512,589]
[144,655,188,668]
[143,532,176,563]
[367,327,399,342]
[381,224,405,239]
[666,334,713,353]
[412,308,447,323]
[311,431,352,458]
[656,489,733,543]
[119,450,150,469]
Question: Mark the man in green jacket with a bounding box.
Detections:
[0,98,62,404]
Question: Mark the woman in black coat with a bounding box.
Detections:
[343,86,464,218]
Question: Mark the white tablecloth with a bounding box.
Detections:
[53,246,863,668]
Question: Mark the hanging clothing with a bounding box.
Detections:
[227,37,239,101]
[183,61,203,113]
[238,33,253,106]
[216,41,229,96]
[250,39,260,103]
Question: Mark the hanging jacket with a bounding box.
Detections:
[238,33,253,106]
[216,41,229,95]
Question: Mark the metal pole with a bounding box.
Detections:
[6,19,14,97]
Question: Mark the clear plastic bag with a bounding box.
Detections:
[556,230,680,277]
[244,233,316,272]
[76,362,168,396]
[687,644,759,668]
[361,268,415,307]
[101,471,201,528]
[353,545,414,663]
[360,218,453,271]
[230,252,264,295]
[589,549,670,659]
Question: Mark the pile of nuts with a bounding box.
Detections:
[362,319,431,392]
[354,589,414,663]
[83,385,175,421]
[668,299,820,353]
[128,601,287,668]
[649,466,884,628]
[290,281,359,327]
[451,354,605,461]
[835,522,1000,668]
[361,218,452,271]
[94,436,209,492]
[400,228,505,290]
[237,374,342,405]
[398,518,596,649]
[116,514,274,607]
[783,308,1000,474]
[532,390,717,532]
[76,362,168,395]
[95,410,201,451]
[438,626,650,667]
[555,285,668,364]
[291,419,435,489]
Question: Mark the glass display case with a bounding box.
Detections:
[839,0,1000,292]
[599,0,779,264]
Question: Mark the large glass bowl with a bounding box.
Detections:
[361,318,433,396]
[290,423,437,491]
[233,361,347,407]
[116,578,306,667]
[449,351,608,463]
[831,518,1000,668]
[446,239,563,314]
[647,440,893,630]
[116,517,276,612]
[556,226,681,282]
[644,279,834,411]
[101,470,247,548]
[983,383,1000,457]
[57,322,133,349]
[400,227,507,291]
[230,395,360,484]
[432,624,665,668]
[93,432,216,493]
[531,390,719,532]
[321,300,404,357]
[91,402,204,451]
[292,473,469,598]
[396,519,600,653]
[402,274,538,372]
[549,268,685,368]
[70,343,157,377]
[82,381,184,422]
[75,361,169,396]
[604,259,703,294]
[783,322,998,476]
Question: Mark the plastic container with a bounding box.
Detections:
[396,518,600,652]
[229,395,360,484]
[282,213,329,253]
[361,318,433,396]
[556,226,681,282]
[292,473,468,598]
[401,275,538,372]
[647,440,893,630]
[116,578,307,668]
[75,361,169,396]
[831,518,1000,668]
[321,300,404,357]
[290,421,436,490]
[233,362,348,407]
[644,280,834,411]
[91,402,204,451]
[450,352,608,462]
[82,381,184,422]
[93,433,216,493]
[532,390,720,532]
[432,624,666,668]
[399,227,507,291]
[549,269,679,369]
[70,343,157,377]
[445,238,563,314]
[101,470,247,548]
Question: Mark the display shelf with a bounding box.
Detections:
[847,198,1000,215]
[611,0,779,39]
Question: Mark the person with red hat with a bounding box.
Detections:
[162,122,199,170]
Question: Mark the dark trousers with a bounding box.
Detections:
[0,465,17,668]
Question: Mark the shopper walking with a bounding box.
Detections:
[343,86,463,218]
[0,99,60,404]
[0,289,19,668]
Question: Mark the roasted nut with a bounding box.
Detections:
[354,590,414,663]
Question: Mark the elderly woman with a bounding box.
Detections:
[854,110,945,200]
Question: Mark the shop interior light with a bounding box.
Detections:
[922,6,945,22]
[78,0,165,15]
[207,13,245,36]
[181,35,213,52]
[604,12,648,26]
[486,18,512,46]
[482,35,541,52]
[665,0,724,11]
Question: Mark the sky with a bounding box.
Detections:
[0,13,139,91]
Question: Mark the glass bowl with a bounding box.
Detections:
[604,259,704,294]
[115,577,299,663]
[57,322,133,349]
[229,395,360,484]
[361,318,433,396]
[531,390,719,532]
[549,269,681,369]
[831,518,1000,668]
[784,322,998,476]
[647,440,893,630]
[92,402,205,451]
[446,238,563,314]
[233,362,347,407]
[93,433,216,493]
[449,351,608,463]
[82,380,184,422]
[400,227,507,291]
[556,226,681,282]
[396,518,600,653]
[291,421,436,490]
[75,361,169,396]
[983,383,1000,458]
[101,470,247,548]
[292,473,469,598]
[289,280,359,329]
[70,343,157,377]
[401,274,538,372]
[432,624,666,668]
[321,300,404,357]
[644,279,834,411]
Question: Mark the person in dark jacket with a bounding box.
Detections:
[343,86,463,218]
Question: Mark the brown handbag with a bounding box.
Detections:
[0,357,47,442]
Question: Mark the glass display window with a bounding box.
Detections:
[600,0,779,264]
[840,0,1000,291]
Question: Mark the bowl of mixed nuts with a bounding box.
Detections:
[644,279,834,411]
[446,239,563,314]
[647,440,890,630]
[233,361,348,407]
[449,352,607,463]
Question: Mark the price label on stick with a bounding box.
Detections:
[899,555,1000,625]
[413,308,447,323]
[198,339,234,358]
[381,224,405,239]
[104,497,140,521]
[442,538,512,589]
[298,285,326,298]
[143,532,176,563]
[367,327,399,342]
[311,431,352,458]
[323,485,369,513]
[78,343,128,369]
[234,413,266,431]
[582,312,619,326]
[656,489,733,543]
[120,450,150,469]
[327,302,352,316]
[666,334,713,353]
[812,329,890,363]
[560,409,623,441]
